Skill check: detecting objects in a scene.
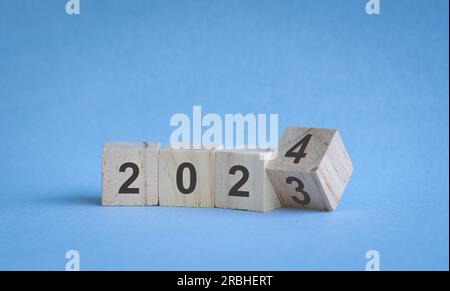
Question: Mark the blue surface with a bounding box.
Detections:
[0,0,448,270]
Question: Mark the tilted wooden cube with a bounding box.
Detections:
[266,127,353,211]
[102,142,160,206]
[159,147,214,208]
[215,149,281,212]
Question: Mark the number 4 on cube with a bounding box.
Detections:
[266,127,353,211]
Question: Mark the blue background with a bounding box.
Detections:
[0,0,448,270]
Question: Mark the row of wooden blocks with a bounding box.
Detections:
[102,127,353,212]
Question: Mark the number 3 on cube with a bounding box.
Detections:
[266,127,353,211]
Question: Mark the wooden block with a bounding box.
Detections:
[266,127,353,211]
[214,149,281,212]
[102,142,160,206]
[159,147,214,208]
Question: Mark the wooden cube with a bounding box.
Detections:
[266,127,353,211]
[102,142,160,206]
[159,147,214,208]
[214,149,281,212]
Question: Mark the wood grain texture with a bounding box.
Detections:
[102,142,160,206]
[266,127,353,211]
[215,149,280,212]
[159,147,214,208]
